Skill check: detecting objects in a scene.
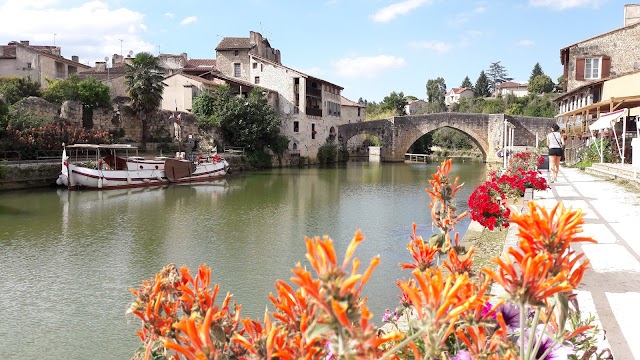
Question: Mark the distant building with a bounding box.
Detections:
[341,96,365,123]
[444,88,473,106]
[405,99,427,114]
[215,31,348,159]
[554,4,640,141]
[496,82,528,97]
[0,40,90,88]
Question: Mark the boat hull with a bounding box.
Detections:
[64,160,229,190]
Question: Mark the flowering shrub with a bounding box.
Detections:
[128,159,598,360]
[508,151,544,173]
[0,122,112,159]
[491,168,549,198]
[468,180,511,231]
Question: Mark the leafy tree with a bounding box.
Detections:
[42,75,81,105]
[125,52,165,145]
[0,76,41,104]
[380,91,407,116]
[426,77,446,104]
[215,87,282,150]
[431,128,473,149]
[78,77,111,127]
[557,75,564,84]
[192,92,217,128]
[523,94,557,117]
[529,63,544,83]
[481,98,507,114]
[405,95,418,101]
[528,74,554,94]
[460,76,473,90]
[486,61,513,94]
[474,71,491,98]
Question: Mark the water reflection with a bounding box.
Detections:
[0,161,486,360]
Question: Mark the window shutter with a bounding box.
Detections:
[601,56,611,78]
[575,58,585,81]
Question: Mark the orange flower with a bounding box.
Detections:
[444,246,475,275]
[400,223,440,271]
[484,248,573,306]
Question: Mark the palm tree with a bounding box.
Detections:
[125,52,164,145]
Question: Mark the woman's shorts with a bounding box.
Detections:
[549,148,563,156]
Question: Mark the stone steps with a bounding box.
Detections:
[585,163,640,184]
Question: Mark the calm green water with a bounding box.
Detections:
[0,160,487,359]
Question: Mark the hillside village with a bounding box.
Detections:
[1,3,640,164]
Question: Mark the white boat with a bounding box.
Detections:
[56,144,231,190]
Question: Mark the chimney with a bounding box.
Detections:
[112,53,123,65]
[624,4,640,26]
[72,55,79,63]
[20,40,29,46]
[95,61,106,72]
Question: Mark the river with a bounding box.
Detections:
[0,159,487,359]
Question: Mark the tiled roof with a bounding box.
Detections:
[1,43,90,68]
[179,73,225,86]
[216,37,251,50]
[78,65,127,80]
[497,81,527,89]
[341,96,362,107]
[185,59,216,69]
[454,87,471,94]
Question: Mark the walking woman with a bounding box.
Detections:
[547,124,565,183]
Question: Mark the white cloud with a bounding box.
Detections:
[0,1,153,65]
[371,0,432,23]
[517,39,535,46]
[409,40,453,54]
[449,2,487,26]
[333,55,406,78]
[529,0,602,10]
[457,30,485,48]
[180,16,197,25]
[164,12,174,18]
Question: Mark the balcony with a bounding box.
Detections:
[306,107,322,117]
[306,86,321,97]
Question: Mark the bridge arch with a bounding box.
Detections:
[337,113,557,162]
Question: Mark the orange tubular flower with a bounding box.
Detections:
[484,248,573,306]
[400,223,440,271]
[444,246,475,275]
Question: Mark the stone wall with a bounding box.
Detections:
[13,96,59,120]
[566,23,640,92]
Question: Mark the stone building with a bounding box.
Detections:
[0,40,90,87]
[495,82,528,98]
[215,31,348,159]
[340,96,365,123]
[554,4,640,162]
[161,73,225,112]
[405,99,427,114]
[444,88,473,107]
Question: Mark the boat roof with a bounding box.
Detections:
[64,144,137,150]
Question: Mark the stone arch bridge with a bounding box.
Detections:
[337,113,557,163]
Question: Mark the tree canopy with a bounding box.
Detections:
[214,87,282,150]
[460,76,473,90]
[125,52,165,144]
[529,63,544,83]
[486,61,513,94]
[474,71,491,98]
[426,77,447,104]
[380,91,407,116]
[0,76,41,104]
[528,74,554,94]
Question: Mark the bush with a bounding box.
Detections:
[245,149,272,169]
[317,142,337,164]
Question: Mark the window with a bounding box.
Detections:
[293,121,299,132]
[584,57,600,79]
[234,63,241,77]
[357,107,361,117]
[260,64,263,72]
[254,76,260,84]
[26,62,32,69]
[234,50,239,56]
[253,63,257,69]
[311,124,316,139]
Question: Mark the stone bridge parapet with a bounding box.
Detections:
[338,113,557,162]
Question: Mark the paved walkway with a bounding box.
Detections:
[529,167,640,360]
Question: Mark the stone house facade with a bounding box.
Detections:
[0,40,90,87]
[341,96,365,123]
[444,88,473,106]
[405,99,427,114]
[496,82,528,98]
[215,31,348,159]
[161,73,225,112]
[555,4,640,138]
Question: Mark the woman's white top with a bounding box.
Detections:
[547,131,563,149]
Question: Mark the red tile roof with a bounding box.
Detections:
[185,59,216,69]
[497,81,527,89]
[341,96,362,107]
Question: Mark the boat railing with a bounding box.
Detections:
[223,146,245,155]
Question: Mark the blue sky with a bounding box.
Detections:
[0,0,630,102]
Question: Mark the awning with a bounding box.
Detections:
[589,109,625,131]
